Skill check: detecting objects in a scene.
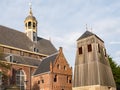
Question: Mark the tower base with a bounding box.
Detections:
[73,85,116,90]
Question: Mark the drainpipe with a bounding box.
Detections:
[30,67,31,90]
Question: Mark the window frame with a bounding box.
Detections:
[33,22,36,29]
[78,47,82,54]
[16,70,26,90]
[54,75,57,82]
[87,44,92,52]
[28,22,31,29]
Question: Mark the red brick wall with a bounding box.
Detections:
[0,46,45,59]
[11,64,37,90]
[32,74,52,90]
[52,49,72,90]
[32,48,72,90]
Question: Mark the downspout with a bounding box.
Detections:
[30,67,31,90]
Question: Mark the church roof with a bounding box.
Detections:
[0,25,57,55]
[13,55,41,66]
[77,30,104,42]
[0,25,33,50]
[34,52,58,75]
[36,37,57,55]
[0,54,41,67]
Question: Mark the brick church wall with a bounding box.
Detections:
[11,64,37,90]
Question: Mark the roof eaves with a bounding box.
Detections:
[33,71,50,77]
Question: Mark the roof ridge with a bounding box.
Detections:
[0,25,57,55]
[7,54,40,61]
[33,52,58,75]
[77,30,94,41]
[43,52,59,60]
[77,30,104,42]
[0,25,25,34]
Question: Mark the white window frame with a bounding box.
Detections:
[16,70,26,90]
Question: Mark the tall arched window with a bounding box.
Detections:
[28,22,31,29]
[16,70,26,90]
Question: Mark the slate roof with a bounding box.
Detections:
[0,25,57,55]
[34,52,58,75]
[13,55,41,66]
[77,31,94,41]
[2,54,41,67]
[36,37,57,55]
[77,30,104,42]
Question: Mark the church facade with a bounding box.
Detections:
[0,6,72,90]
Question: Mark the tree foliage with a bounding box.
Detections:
[0,50,11,89]
[0,52,11,74]
[108,56,120,87]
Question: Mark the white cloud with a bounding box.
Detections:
[110,41,120,45]
[116,51,120,56]
[113,51,120,65]
[51,32,81,51]
[0,0,120,66]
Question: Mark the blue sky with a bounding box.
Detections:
[0,0,120,67]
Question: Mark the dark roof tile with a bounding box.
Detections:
[77,30,104,42]
[77,31,94,41]
[0,25,33,50]
[36,37,57,55]
[0,25,57,55]
[4,54,41,66]
[34,52,58,75]
[13,55,41,66]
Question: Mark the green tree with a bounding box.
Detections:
[108,56,120,87]
[0,51,11,75]
[0,50,11,89]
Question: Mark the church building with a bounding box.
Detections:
[0,5,72,90]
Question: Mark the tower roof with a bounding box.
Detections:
[77,31,104,42]
[25,15,37,21]
[77,31,94,41]
[24,4,37,22]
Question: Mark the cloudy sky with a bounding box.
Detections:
[0,0,120,67]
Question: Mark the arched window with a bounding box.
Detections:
[16,70,26,90]
[33,22,35,29]
[57,64,61,69]
[54,75,57,82]
[28,22,31,29]
[64,66,67,70]
[28,22,31,26]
